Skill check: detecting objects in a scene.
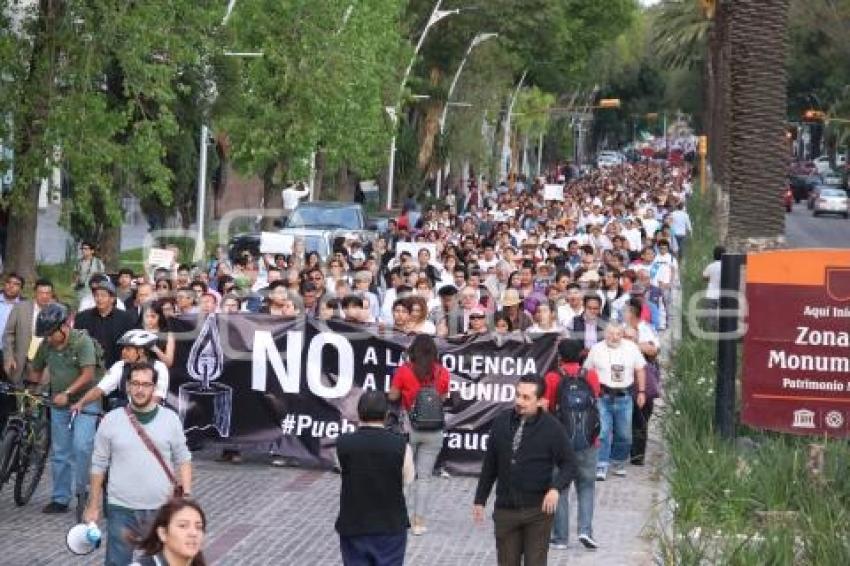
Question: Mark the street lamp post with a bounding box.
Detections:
[435,32,497,199]
[386,0,459,210]
[194,0,263,262]
[500,69,528,183]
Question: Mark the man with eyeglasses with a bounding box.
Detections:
[84,361,192,566]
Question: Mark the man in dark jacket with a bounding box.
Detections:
[570,295,608,353]
[473,375,577,566]
[74,279,136,368]
[335,391,413,566]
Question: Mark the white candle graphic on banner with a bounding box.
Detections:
[180,315,232,437]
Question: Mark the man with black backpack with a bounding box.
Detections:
[543,339,601,551]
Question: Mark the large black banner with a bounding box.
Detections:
[169,315,559,475]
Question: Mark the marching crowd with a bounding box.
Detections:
[0,159,691,565]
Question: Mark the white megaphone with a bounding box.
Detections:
[66,522,102,555]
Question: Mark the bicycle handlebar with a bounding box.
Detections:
[0,383,102,417]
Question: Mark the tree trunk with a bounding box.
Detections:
[725,0,789,247]
[100,225,121,272]
[337,164,352,202]
[5,0,63,281]
[313,150,326,200]
[261,162,280,231]
[416,68,444,174]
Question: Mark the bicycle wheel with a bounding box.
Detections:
[13,419,50,506]
[0,427,20,489]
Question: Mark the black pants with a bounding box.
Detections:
[493,506,553,566]
[631,398,655,465]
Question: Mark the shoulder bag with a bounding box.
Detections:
[124,406,184,498]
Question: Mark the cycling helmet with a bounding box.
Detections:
[116,329,159,349]
[35,303,69,337]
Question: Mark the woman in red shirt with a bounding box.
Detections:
[388,334,450,536]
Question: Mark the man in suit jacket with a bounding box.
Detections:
[3,278,55,384]
[570,294,608,353]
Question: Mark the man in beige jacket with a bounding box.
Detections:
[3,278,55,384]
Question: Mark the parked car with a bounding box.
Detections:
[812,187,849,218]
[596,153,621,169]
[821,170,844,187]
[814,154,847,174]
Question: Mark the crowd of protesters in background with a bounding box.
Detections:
[0,159,689,563]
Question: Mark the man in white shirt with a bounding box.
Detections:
[556,284,584,327]
[281,182,310,214]
[641,209,659,238]
[701,245,725,331]
[667,201,693,259]
[583,322,646,480]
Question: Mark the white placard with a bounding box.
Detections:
[260,232,294,254]
[550,237,572,250]
[543,184,564,201]
[396,242,437,259]
[147,248,175,269]
[359,180,378,193]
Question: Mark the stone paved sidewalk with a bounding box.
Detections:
[0,425,661,565]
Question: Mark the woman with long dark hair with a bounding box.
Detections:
[142,301,175,368]
[388,334,450,536]
[132,498,207,566]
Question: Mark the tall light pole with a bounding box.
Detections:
[386,0,459,210]
[435,32,497,198]
[194,0,262,262]
[500,69,528,183]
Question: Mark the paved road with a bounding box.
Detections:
[785,201,850,248]
[0,437,661,566]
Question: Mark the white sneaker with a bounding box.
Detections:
[550,542,568,550]
[595,467,607,481]
[578,534,599,550]
[613,466,627,478]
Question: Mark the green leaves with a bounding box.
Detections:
[219,0,407,183]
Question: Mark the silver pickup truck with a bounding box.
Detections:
[228,202,380,261]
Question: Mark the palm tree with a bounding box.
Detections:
[724,0,790,245]
[651,0,710,70]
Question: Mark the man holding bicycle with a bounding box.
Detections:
[27,304,103,516]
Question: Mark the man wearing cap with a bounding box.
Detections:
[78,274,127,312]
[75,278,137,369]
[28,304,102,516]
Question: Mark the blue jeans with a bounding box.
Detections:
[106,505,158,566]
[597,394,633,469]
[49,402,99,504]
[340,533,407,566]
[552,447,598,544]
